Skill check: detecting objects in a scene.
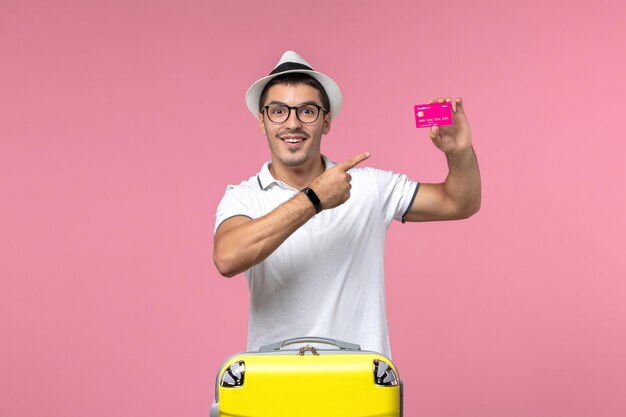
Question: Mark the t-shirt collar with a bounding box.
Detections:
[257,155,336,190]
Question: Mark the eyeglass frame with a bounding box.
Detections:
[262,103,328,124]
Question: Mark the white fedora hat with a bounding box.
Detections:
[245,51,343,120]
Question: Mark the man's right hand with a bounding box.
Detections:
[309,152,371,210]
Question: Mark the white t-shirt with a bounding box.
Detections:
[214,156,419,358]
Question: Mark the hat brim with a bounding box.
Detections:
[245,69,343,121]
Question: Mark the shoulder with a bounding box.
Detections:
[217,174,266,209]
[348,166,385,177]
[350,166,418,201]
[224,174,262,193]
[349,166,409,183]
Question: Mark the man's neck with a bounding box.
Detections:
[269,155,326,190]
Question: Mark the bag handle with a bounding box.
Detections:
[259,337,361,352]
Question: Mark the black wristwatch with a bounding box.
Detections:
[301,187,323,214]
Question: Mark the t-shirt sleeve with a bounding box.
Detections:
[372,169,420,226]
[214,184,255,234]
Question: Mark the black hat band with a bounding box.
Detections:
[269,62,314,75]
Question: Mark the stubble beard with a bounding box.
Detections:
[280,149,310,167]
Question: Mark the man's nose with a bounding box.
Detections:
[284,109,302,129]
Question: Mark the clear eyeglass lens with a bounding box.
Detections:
[297,105,319,122]
[267,105,288,122]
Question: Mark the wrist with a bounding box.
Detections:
[446,145,475,161]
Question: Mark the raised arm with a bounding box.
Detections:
[404,97,481,222]
[213,152,370,277]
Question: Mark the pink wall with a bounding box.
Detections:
[1,1,625,416]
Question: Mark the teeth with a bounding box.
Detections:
[284,138,303,143]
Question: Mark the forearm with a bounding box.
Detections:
[213,192,317,277]
[442,146,481,217]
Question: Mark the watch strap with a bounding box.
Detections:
[301,187,323,214]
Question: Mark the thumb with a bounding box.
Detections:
[429,125,440,140]
[336,152,371,171]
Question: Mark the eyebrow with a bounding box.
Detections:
[266,100,322,107]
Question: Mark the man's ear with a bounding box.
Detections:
[258,113,266,135]
[322,113,332,135]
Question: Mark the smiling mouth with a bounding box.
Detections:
[281,137,307,144]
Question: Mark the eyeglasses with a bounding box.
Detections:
[263,103,327,124]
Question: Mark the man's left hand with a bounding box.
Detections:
[428,97,472,156]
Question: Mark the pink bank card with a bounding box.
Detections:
[414,103,453,128]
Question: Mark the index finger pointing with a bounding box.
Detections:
[336,152,371,171]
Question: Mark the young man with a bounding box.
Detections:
[213,51,481,357]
